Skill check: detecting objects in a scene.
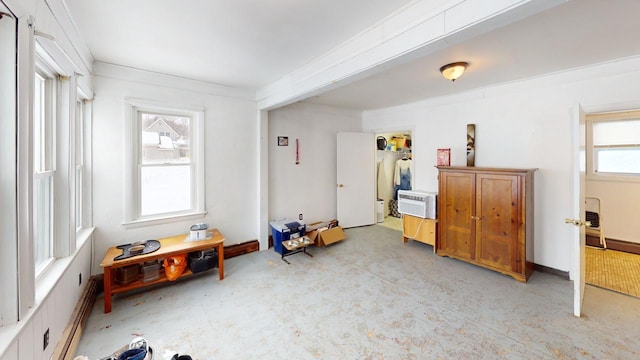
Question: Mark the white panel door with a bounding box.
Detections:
[570,103,587,317]
[337,132,375,228]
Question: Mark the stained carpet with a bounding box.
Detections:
[586,246,640,298]
[75,226,640,359]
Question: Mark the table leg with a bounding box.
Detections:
[303,247,313,258]
[218,243,224,280]
[104,266,113,313]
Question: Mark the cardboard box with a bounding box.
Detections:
[317,226,346,246]
[306,220,346,247]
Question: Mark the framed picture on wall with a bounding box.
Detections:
[437,148,451,166]
[277,136,289,146]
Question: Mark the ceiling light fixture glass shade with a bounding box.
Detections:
[440,62,468,81]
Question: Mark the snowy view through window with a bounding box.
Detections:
[140,113,192,216]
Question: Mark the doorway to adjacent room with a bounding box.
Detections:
[375,130,412,232]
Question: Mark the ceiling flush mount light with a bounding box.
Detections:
[440,62,468,81]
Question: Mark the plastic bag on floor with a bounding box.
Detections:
[163,254,187,281]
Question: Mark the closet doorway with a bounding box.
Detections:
[375,130,412,232]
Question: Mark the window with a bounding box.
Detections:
[75,99,84,230]
[125,100,205,226]
[33,66,56,274]
[588,111,640,177]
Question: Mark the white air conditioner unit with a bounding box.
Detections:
[397,190,437,219]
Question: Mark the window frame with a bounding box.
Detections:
[33,61,57,276]
[123,99,206,228]
[75,98,83,231]
[586,110,640,182]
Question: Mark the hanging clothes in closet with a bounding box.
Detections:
[393,157,412,199]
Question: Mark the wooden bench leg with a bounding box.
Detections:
[104,266,113,313]
[218,243,224,280]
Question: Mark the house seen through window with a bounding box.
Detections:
[140,112,192,217]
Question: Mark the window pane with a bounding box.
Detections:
[34,74,45,171]
[34,175,52,271]
[596,148,640,174]
[76,100,83,166]
[593,119,640,146]
[76,166,83,228]
[140,113,190,165]
[140,165,191,216]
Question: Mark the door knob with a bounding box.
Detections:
[337,184,344,188]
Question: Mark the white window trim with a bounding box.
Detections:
[123,98,206,228]
[32,26,89,293]
[0,6,19,327]
[75,99,83,232]
[33,63,57,277]
[76,91,93,247]
[586,110,640,184]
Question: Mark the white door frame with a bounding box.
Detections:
[570,103,587,317]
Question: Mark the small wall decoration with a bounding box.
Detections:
[277,136,288,146]
[467,124,475,167]
[437,148,451,166]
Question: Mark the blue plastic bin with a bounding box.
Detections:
[270,220,306,255]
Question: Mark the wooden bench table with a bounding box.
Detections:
[100,229,225,313]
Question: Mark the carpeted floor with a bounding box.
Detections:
[76,226,640,359]
[376,215,402,231]
[586,246,640,298]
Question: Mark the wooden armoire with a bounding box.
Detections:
[436,166,536,282]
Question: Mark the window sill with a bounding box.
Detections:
[76,227,95,249]
[586,174,640,184]
[36,227,95,305]
[122,211,207,229]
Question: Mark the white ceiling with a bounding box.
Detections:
[64,0,414,89]
[307,0,640,110]
[65,0,640,111]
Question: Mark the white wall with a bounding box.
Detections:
[586,180,640,244]
[268,103,361,224]
[91,64,258,275]
[363,56,640,272]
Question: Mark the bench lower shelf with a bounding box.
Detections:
[100,230,225,313]
[111,267,218,294]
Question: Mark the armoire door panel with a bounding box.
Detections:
[445,226,473,258]
[476,174,519,270]
[477,233,513,271]
[439,172,475,256]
